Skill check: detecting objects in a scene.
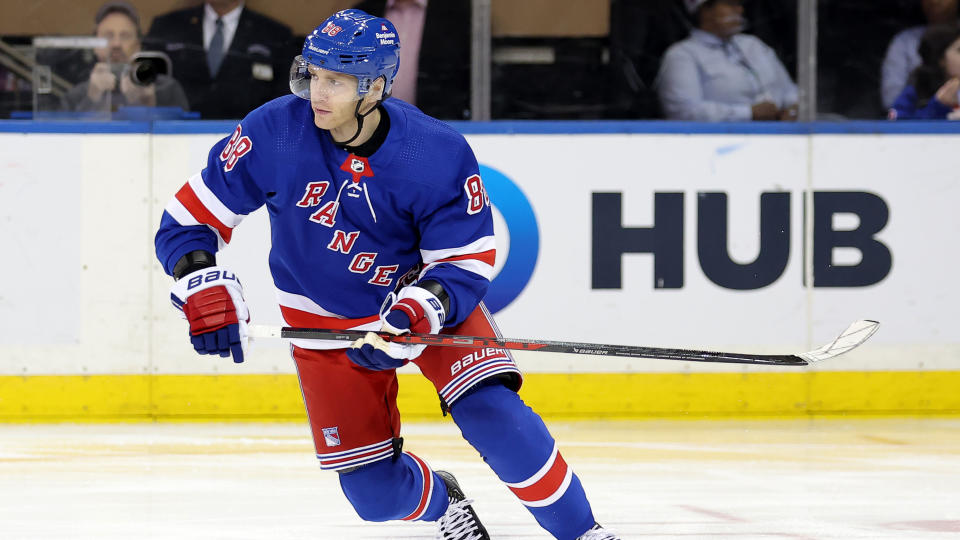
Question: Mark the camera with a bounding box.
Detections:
[110,51,172,87]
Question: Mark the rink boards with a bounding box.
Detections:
[0,121,958,420]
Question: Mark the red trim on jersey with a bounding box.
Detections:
[401,452,433,521]
[436,249,496,266]
[318,445,391,468]
[279,305,380,330]
[174,183,234,243]
[509,452,569,503]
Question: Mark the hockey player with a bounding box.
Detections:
[155,9,617,540]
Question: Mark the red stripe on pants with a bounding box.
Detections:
[509,452,569,504]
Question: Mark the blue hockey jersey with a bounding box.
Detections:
[155,96,495,347]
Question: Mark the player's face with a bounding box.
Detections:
[308,66,362,131]
[95,13,140,64]
[944,37,960,78]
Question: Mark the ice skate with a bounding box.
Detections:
[576,522,620,540]
[435,470,490,540]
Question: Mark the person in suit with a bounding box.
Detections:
[352,0,472,119]
[144,0,295,119]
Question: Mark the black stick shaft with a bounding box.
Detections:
[275,327,809,366]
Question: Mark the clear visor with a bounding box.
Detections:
[289,55,361,103]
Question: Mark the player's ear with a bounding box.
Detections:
[368,77,385,101]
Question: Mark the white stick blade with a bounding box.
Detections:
[799,319,880,364]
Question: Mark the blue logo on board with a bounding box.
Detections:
[479,164,539,313]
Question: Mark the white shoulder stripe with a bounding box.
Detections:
[165,197,199,227]
[420,235,495,265]
[164,197,225,249]
[189,172,244,227]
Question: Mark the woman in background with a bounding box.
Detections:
[889,24,960,119]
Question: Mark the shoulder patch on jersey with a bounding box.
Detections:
[464,174,491,215]
[219,125,253,172]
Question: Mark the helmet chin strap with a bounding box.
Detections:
[336,96,382,147]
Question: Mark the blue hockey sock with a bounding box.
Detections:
[450,383,596,540]
[338,452,449,522]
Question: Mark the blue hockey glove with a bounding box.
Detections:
[170,266,250,363]
[345,286,446,371]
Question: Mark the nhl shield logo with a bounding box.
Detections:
[340,153,374,183]
[322,426,341,447]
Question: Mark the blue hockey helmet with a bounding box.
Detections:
[290,9,401,100]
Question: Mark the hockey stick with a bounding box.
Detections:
[248,319,879,367]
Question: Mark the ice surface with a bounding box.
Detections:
[0,418,958,539]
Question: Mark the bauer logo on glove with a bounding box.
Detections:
[170,266,250,363]
[184,269,241,291]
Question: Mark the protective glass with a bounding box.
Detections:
[33,36,112,120]
[289,55,360,103]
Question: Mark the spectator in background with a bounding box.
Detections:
[881,0,958,109]
[656,0,798,121]
[351,0,471,119]
[145,1,294,119]
[889,24,960,120]
[62,2,188,113]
